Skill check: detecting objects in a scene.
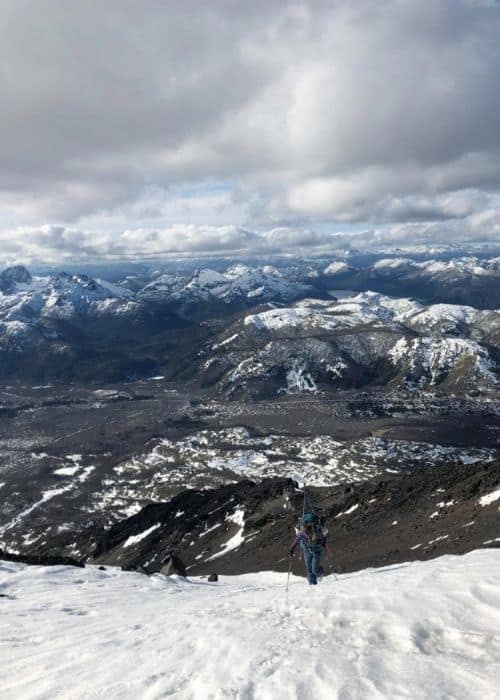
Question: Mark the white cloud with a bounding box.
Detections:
[0,0,499,256]
[1,204,499,268]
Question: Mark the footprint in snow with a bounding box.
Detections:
[60,606,88,616]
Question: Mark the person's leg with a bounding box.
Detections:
[308,549,318,585]
[301,544,316,584]
[312,551,322,580]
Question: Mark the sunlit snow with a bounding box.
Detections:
[1,550,499,699]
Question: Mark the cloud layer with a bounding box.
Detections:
[1,0,499,260]
[2,201,499,268]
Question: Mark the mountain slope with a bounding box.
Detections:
[198,293,499,398]
[1,261,499,383]
[86,458,500,576]
[137,264,314,307]
[322,255,500,308]
[0,264,316,381]
[1,550,499,699]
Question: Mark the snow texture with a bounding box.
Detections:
[122,523,161,548]
[388,336,497,388]
[1,550,500,699]
[479,489,500,507]
[323,261,350,275]
[284,360,317,394]
[244,291,498,336]
[140,264,310,304]
[206,508,245,561]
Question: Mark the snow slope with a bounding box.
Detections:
[1,550,500,699]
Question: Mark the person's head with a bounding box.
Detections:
[302,513,315,527]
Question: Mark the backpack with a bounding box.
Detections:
[299,512,327,545]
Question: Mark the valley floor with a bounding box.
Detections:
[1,379,498,556]
[1,550,499,699]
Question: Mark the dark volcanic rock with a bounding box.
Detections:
[88,461,500,577]
[0,548,85,568]
[5,460,498,578]
[158,553,187,577]
[92,477,297,573]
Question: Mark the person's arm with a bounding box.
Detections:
[289,531,303,556]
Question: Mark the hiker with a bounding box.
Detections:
[289,512,326,585]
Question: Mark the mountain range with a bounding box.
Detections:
[1,259,499,388]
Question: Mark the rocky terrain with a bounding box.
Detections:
[0,378,498,561]
[0,254,499,575]
[3,458,498,578]
[93,458,500,576]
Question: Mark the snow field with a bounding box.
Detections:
[1,550,500,699]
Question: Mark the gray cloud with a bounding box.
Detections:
[0,224,326,265]
[1,204,499,268]
[0,0,499,256]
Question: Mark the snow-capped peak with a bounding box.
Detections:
[323,261,350,275]
[0,265,32,294]
[0,268,136,326]
[373,257,415,270]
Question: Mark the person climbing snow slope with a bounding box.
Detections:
[289,512,327,585]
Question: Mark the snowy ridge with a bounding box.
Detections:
[210,292,499,396]
[0,263,313,346]
[1,550,499,699]
[320,254,500,309]
[0,269,137,329]
[0,263,313,360]
[350,255,500,278]
[2,261,499,389]
[389,337,497,388]
[244,291,498,333]
[139,264,312,305]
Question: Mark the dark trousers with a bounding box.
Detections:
[301,543,323,585]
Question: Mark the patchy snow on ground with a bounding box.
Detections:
[125,428,494,493]
[479,489,500,507]
[122,523,161,549]
[388,336,497,389]
[283,360,317,394]
[1,550,499,700]
[0,484,74,540]
[206,508,245,561]
[335,503,359,518]
[230,293,499,395]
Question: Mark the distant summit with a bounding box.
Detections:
[0,265,32,293]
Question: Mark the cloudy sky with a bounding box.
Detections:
[1,0,499,264]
